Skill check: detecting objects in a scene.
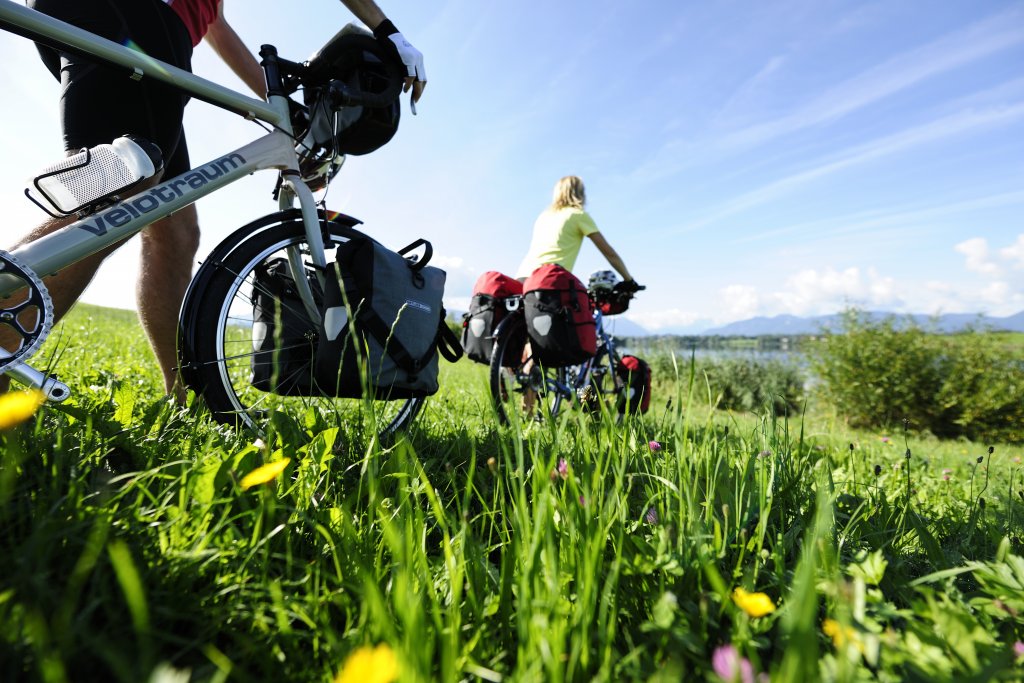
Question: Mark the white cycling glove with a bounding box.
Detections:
[373,19,427,86]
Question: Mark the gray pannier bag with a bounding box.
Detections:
[314,236,462,399]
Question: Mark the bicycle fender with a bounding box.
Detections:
[176,209,363,387]
[491,310,525,342]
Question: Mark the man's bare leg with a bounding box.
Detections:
[136,205,199,402]
[0,215,117,393]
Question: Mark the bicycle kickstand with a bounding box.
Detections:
[4,361,70,402]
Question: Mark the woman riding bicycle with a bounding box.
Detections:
[515,175,639,290]
[513,175,641,412]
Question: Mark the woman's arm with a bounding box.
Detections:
[204,4,267,99]
[587,232,633,282]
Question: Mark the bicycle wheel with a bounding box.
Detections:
[578,345,621,417]
[178,210,424,439]
[488,315,571,426]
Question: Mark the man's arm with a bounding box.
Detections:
[340,0,427,103]
[204,3,267,99]
[338,0,387,30]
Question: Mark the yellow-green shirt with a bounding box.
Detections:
[516,207,599,278]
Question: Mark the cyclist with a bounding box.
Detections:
[515,175,639,289]
[1,0,426,400]
[514,175,641,412]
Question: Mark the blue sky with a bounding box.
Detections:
[1,0,1022,333]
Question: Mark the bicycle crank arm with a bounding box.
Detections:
[3,362,70,402]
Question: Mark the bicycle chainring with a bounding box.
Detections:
[0,250,53,374]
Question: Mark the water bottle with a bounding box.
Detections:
[26,136,162,215]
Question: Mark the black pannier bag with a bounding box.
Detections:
[314,236,462,399]
[250,258,320,395]
[522,264,597,367]
[461,271,523,364]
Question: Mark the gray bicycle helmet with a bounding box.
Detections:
[588,270,619,292]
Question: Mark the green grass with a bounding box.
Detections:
[2,304,1023,681]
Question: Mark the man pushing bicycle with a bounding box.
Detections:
[0,0,426,400]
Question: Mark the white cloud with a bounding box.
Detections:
[719,284,761,320]
[1000,234,1024,269]
[444,295,471,313]
[955,237,1001,276]
[431,255,481,278]
[432,255,464,270]
[979,281,1011,304]
[717,267,905,320]
[868,270,898,304]
[708,252,1024,324]
[776,266,902,315]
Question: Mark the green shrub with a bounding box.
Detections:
[650,352,804,414]
[809,309,1024,443]
[937,335,1024,443]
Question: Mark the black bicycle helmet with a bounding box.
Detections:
[302,26,403,156]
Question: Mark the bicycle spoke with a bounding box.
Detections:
[180,218,423,439]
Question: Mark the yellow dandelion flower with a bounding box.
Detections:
[0,390,46,430]
[732,587,776,618]
[239,457,290,490]
[822,618,842,642]
[823,618,864,653]
[335,644,398,683]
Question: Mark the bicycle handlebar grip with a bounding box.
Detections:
[259,44,286,99]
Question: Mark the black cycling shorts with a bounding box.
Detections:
[29,0,193,178]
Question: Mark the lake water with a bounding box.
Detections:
[621,342,804,367]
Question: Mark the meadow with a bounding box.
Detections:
[1,304,1023,682]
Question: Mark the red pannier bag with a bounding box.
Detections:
[616,355,652,414]
[522,264,596,366]
[596,292,630,316]
[461,271,523,364]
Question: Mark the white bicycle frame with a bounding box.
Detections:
[0,1,329,398]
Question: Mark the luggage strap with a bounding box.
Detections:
[356,305,463,381]
[435,308,464,362]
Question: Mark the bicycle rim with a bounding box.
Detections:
[179,215,424,440]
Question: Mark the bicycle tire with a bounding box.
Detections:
[488,315,570,426]
[581,345,621,417]
[178,211,424,439]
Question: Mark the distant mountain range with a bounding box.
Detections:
[448,309,1024,338]
[699,310,1024,336]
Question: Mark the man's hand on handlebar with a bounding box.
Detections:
[372,19,427,108]
[614,279,645,294]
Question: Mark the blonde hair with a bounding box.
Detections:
[551,175,586,210]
